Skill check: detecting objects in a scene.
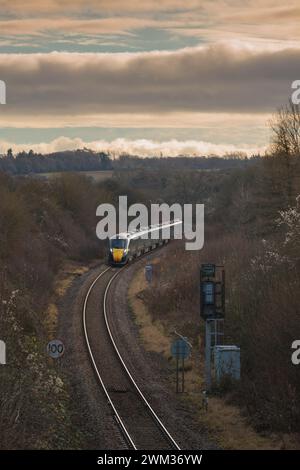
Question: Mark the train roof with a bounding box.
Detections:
[109,219,182,241]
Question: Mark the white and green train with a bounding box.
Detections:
[108,220,182,266]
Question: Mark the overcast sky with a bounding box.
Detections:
[0,0,299,156]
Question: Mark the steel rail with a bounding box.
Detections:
[82,266,137,449]
[103,267,180,450]
[83,259,181,450]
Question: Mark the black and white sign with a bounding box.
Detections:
[47,339,65,359]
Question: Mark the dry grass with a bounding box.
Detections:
[128,263,290,450]
[128,268,170,356]
[45,303,59,338]
[41,170,113,182]
[44,261,89,337]
[198,397,281,449]
[54,261,89,297]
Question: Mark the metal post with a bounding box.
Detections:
[214,319,217,346]
[205,320,212,391]
[182,357,185,393]
[176,355,179,393]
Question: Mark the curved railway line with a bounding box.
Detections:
[82,263,181,450]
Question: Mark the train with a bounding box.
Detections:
[108,220,182,266]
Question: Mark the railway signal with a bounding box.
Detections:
[200,264,225,320]
[200,264,225,391]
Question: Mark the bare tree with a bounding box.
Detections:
[270,100,300,157]
[268,100,300,205]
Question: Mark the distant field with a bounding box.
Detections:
[40,170,114,182]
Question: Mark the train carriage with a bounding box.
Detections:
[108,220,181,266]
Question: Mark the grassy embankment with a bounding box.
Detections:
[128,255,299,449]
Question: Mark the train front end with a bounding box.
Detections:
[108,236,129,266]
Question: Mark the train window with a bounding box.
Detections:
[110,239,127,249]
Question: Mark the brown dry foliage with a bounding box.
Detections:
[0,172,128,448]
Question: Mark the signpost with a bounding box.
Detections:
[47,339,65,359]
[171,336,191,393]
[145,264,153,283]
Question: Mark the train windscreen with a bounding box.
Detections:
[110,239,127,249]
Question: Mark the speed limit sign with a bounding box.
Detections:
[47,339,65,359]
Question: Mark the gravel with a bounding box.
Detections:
[57,264,125,449]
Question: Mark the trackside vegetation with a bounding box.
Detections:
[1,101,300,447]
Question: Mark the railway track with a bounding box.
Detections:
[83,264,180,450]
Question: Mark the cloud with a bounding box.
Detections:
[0,1,297,151]
[0,1,299,19]
[0,1,300,51]
[0,136,266,157]
[0,111,270,130]
[0,43,298,121]
[0,17,163,36]
[0,0,200,15]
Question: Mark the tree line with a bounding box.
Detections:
[0,147,259,175]
[0,148,112,174]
